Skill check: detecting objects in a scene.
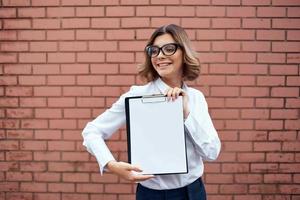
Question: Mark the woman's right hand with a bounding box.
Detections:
[106,161,154,183]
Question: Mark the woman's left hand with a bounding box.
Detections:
[165,87,190,120]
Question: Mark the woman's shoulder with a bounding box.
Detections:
[127,81,154,96]
[187,86,205,97]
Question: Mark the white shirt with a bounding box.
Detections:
[82,78,221,190]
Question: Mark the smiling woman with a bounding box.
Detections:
[138,24,200,84]
[82,24,221,200]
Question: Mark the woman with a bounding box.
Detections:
[82,24,221,200]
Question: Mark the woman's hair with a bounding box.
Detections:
[138,24,200,82]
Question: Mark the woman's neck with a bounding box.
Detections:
[161,77,183,88]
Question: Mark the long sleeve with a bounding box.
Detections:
[82,88,134,174]
[184,90,221,161]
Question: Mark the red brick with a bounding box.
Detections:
[62,173,89,182]
[287,76,300,86]
[224,141,252,151]
[227,7,255,17]
[89,41,117,51]
[18,8,45,17]
[286,98,300,108]
[197,30,224,41]
[242,0,270,5]
[227,29,255,40]
[287,30,300,40]
[206,174,233,183]
[30,41,57,52]
[121,17,150,28]
[91,18,120,28]
[32,0,59,6]
[256,98,284,108]
[63,86,91,96]
[49,119,76,129]
[77,97,105,107]
[257,30,285,41]
[266,153,294,162]
[255,120,283,130]
[241,109,269,119]
[198,53,226,63]
[0,53,17,63]
[20,162,47,172]
[8,130,32,140]
[21,119,48,129]
[212,41,240,51]
[77,75,105,85]
[228,53,256,63]
[35,108,62,118]
[136,6,164,16]
[273,42,300,52]
[77,53,105,63]
[32,19,60,29]
[48,75,75,85]
[59,42,87,51]
[61,0,89,5]
[287,53,300,64]
[0,76,17,85]
[34,193,60,200]
[105,184,132,193]
[34,86,61,96]
[62,152,89,161]
[212,18,241,28]
[49,183,75,192]
[151,18,181,28]
[220,184,248,194]
[20,182,47,192]
[64,108,91,118]
[273,19,300,29]
[106,6,134,16]
[90,64,118,74]
[196,6,225,17]
[2,64,29,75]
[34,172,60,182]
[257,7,286,17]
[237,152,265,162]
[20,140,46,150]
[48,30,75,40]
[62,18,90,28]
[48,53,75,63]
[181,18,210,29]
[47,7,75,17]
[76,30,104,40]
[269,131,297,141]
[166,6,195,16]
[235,174,263,183]
[6,151,32,161]
[62,194,89,200]
[1,42,28,52]
[20,97,47,107]
[271,109,298,119]
[151,0,180,4]
[6,87,32,96]
[0,30,17,40]
[0,140,19,150]
[225,98,254,108]
[48,97,76,107]
[257,76,285,86]
[6,108,33,118]
[285,119,300,130]
[106,75,135,85]
[3,19,31,29]
[76,7,104,17]
[249,184,277,194]
[61,64,89,74]
[106,53,134,63]
[77,183,104,193]
[271,87,299,97]
[19,76,46,85]
[106,30,135,40]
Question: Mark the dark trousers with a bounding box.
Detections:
[136,178,207,200]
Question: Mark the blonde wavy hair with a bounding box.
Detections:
[138,24,200,82]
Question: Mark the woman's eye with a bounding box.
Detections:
[164,46,175,52]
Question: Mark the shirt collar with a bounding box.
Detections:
[154,78,188,94]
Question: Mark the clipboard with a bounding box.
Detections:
[125,94,188,175]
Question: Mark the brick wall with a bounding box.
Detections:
[1,0,299,200]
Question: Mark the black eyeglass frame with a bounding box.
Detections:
[145,43,181,58]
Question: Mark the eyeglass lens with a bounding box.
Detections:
[147,43,178,57]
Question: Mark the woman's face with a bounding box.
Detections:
[151,33,183,81]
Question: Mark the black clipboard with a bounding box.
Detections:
[125,94,188,175]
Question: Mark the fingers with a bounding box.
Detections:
[120,162,142,172]
[165,87,185,101]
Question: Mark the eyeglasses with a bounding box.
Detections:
[145,43,181,58]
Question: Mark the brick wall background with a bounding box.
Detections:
[1,0,300,200]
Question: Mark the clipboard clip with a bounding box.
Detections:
[141,94,167,104]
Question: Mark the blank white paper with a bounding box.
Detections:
[127,96,187,175]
